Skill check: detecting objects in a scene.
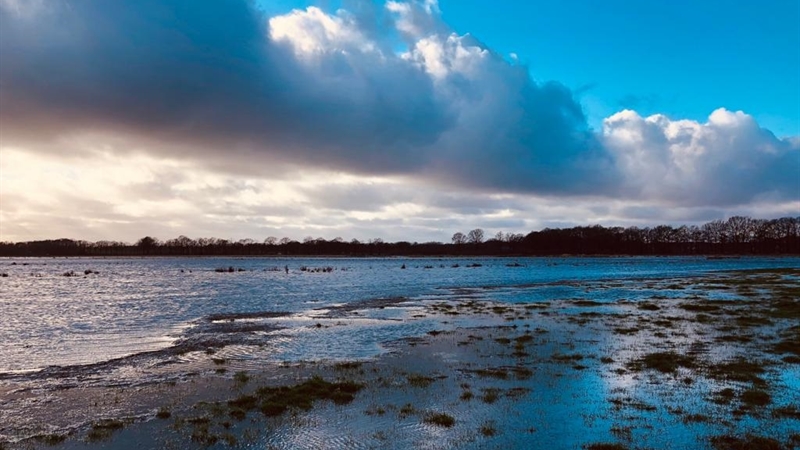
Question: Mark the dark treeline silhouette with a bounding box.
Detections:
[1,216,798,257]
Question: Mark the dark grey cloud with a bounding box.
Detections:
[0,0,614,195]
[1,0,796,210]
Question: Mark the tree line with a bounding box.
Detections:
[1,216,798,257]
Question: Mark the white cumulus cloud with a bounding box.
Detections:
[603,108,799,206]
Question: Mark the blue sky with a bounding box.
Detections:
[1,0,798,242]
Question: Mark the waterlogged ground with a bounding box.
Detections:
[0,257,799,449]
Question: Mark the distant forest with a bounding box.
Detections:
[2,216,799,257]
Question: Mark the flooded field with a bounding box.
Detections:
[0,257,798,449]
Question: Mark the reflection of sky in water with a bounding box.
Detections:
[0,255,797,374]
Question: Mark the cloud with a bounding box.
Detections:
[603,108,799,206]
[0,0,797,243]
[0,0,615,195]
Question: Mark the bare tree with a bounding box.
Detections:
[467,228,485,244]
[451,232,467,245]
[507,233,524,243]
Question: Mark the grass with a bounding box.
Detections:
[35,434,67,446]
[711,388,736,405]
[399,403,415,418]
[479,421,498,437]
[552,353,584,363]
[771,326,800,357]
[709,434,784,450]
[423,412,455,427]
[630,351,697,373]
[472,368,509,379]
[708,358,767,384]
[584,444,628,450]
[174,374,366,435]
[771,405,800,419]
[228,394,258,410]
[679,302,721,313]
[740,389,771,408]
[638,302,660,311]
[682,413,709,423]
[86,419,125,442]
[481,388,501,404]
[233,371,250,384]
[407,373,436,387]
[255,376,364,412]
[571,300,604,307]
[514,334,535,343]
[334,361,363,370]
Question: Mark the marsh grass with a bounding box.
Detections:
[771,405,800,419]
[399,403,415,418]
[709,434,784,450]
[708,358,767,384]
[86,419,125,442]
[740,389,771,408]
[255,376,363,412]
[479,421,497,436]
[233,371,250,384]
[584,444,628,450]
[629,351,697,374]
[481,388,501,404]
[711,388,736,405]
[407,374,436,388]
[34,434,67,446]
[423,412,455,427]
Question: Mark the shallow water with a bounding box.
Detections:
[1,256,797,378]
[2,256,799,448]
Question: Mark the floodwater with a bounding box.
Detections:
[1,256,798,448]
[0,256,796,377]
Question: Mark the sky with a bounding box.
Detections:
[0,0,798,243]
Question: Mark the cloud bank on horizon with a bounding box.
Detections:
[0,0,797,242]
